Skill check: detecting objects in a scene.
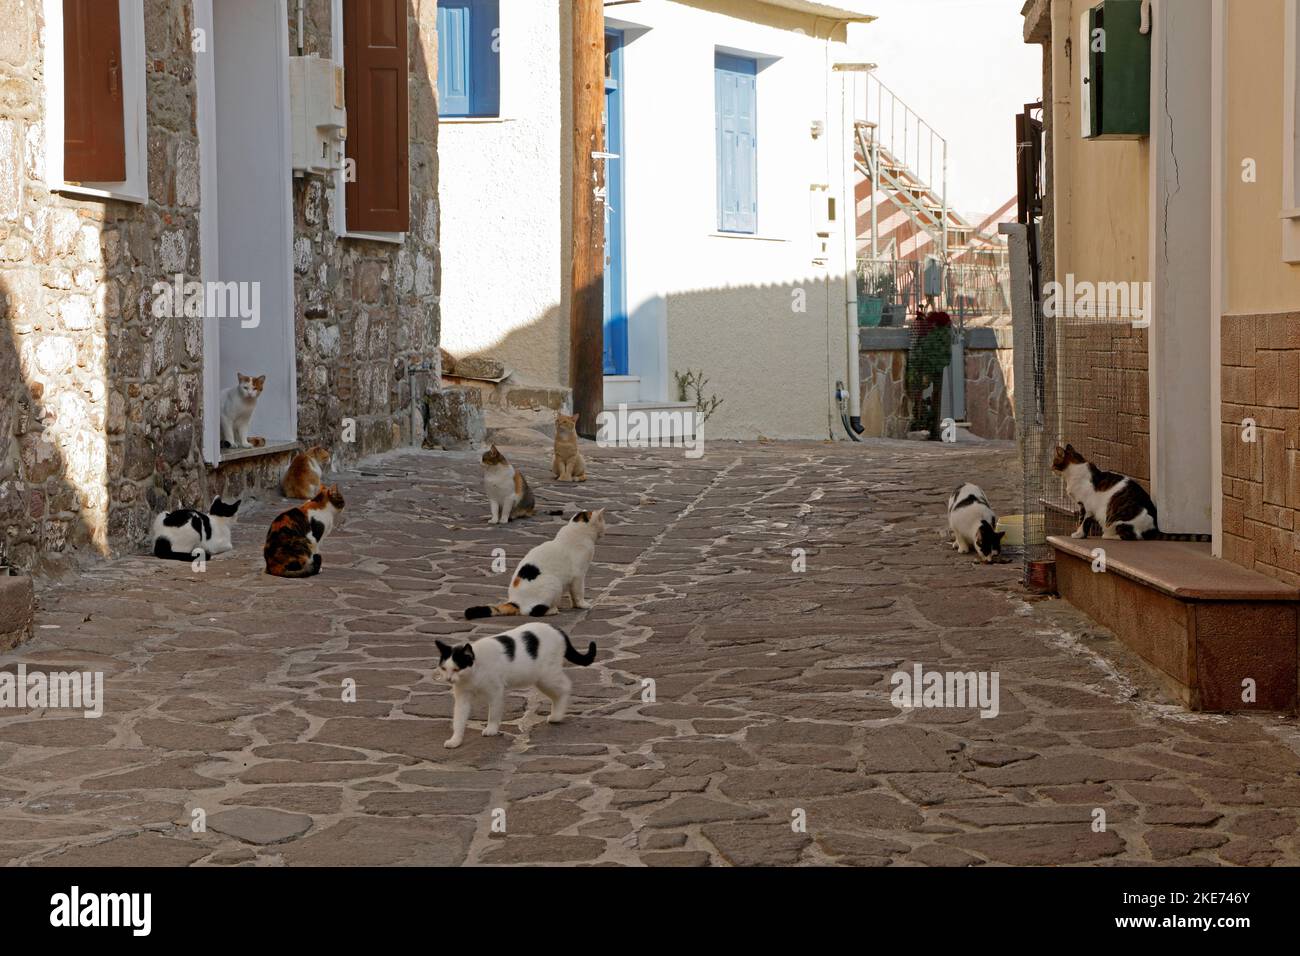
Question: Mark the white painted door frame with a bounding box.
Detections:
[195,0,297,465]
[1146,0,1214,534]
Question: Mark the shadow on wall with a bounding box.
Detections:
[447,270,861,440]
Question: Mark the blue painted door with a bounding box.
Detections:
[603,30,628,377]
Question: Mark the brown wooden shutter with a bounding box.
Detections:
[62,0,127,183]
[344,0,410,232]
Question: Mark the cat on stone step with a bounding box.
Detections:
[436,623,597,748]
[1052,443,1210,541]
[152,497,241,562]
[464,509,606,619]
[220,373,267,450]
[947,482,1005,563]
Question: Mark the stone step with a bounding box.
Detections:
[0,572,35,652]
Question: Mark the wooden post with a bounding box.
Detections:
[570,0,605,439]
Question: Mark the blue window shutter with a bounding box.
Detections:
[469,0,500,116]
[715,53,757,234]
[437,1,500,118]
[437,3,471,116]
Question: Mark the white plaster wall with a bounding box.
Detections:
[437,0,568,386]
[438,0,856,438]
[611,0,854,439]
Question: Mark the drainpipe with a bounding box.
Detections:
[836,63,867,436]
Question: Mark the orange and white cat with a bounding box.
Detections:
[282,446,331,499]
[220,373,266,449]
[481,444,535,524]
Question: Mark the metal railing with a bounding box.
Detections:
[850,72,949,260]
[856,257,1010,326]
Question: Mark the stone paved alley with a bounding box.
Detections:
[2,439,1300,866]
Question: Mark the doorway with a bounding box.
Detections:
[196,0,297,463]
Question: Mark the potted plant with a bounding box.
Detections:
[858,266,895,327]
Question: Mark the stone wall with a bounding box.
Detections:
[1221,311,1300,586]
[858,328,1014,440]
[0,0,442,573]
[289,0,441,462]
[0,0,205,572]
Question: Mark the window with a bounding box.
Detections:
[716,53,758,234]
[343,0,410,234]
[436,0,500,118]
[42,0,147,203]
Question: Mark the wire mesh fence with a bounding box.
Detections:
[1019,298,1152,587]
[857,257,1010,327]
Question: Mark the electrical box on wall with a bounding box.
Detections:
[1079,0,1151,140]
[810,184,834,261]
[290,54,347,174]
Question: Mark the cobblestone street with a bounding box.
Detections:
[2,439,1300,866]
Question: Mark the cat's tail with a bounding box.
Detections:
[560,629,597,666]
[153,540,200,562]
[1145,530,1214,542]
[464,601,521,620]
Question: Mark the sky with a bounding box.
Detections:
[845,0,1043,218]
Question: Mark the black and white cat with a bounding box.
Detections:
[947,482,1005,562]
[1052,443,1208,541]
[435,623,597,748]
[152,497,241,561]
[464,509,606,619]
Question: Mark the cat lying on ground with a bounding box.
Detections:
[152,497,241,561]
[263,484,345,578]
[464,509,606,619]
[436,623,597,748]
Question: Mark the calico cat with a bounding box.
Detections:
[947,482,1005,562]
[1052,443,1209,541]
[220,373,267,449]
[551,413,587,482]
[481,444,535,524]
[282,446,332,499]
[263,484,345,578]
[465,509,606,619]
[436,623,597,748]
[152,497,241,561]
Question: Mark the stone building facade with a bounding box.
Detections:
[0,0,442,574]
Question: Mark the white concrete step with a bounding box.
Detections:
[598,401,699,443]
[603,375,641,405]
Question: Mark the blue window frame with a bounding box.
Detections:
[715,53,758,234]
[436,0,500,117]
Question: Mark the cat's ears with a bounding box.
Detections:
[435,640,453,661]
[592,508,606,521]
[995,530,1007,542]
[253,375,266,388]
